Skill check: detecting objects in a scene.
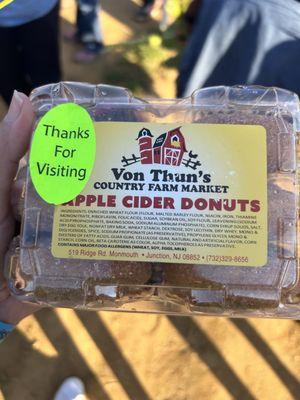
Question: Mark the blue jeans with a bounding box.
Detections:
[143,0,155,6]
[77,0,103,52]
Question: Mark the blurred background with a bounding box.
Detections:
[0,0,188,117]
[0,0,300,399]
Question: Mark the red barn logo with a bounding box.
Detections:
[137,127,187,166]
[121,126,201,170]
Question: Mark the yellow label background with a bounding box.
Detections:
[52,122,267,267]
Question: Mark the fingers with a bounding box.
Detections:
[5,91,34,163]
[0,92,36,316]
[0,92,34,281]
[0,295,42,325]
[11,175,25,221]
[0,91,34,225]
[11,163,27,220]
[0,285,9,302]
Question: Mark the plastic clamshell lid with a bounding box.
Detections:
[5,82,300,319]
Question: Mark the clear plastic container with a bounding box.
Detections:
[5,82,300,318]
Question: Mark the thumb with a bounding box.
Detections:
[0,91,34,224]
[3,91,34,163]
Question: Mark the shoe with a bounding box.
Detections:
[54,377,87,400]
[135,5,154,22]
[73,43,104,63]
[63,30,79,43]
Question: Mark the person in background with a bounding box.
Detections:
[54,377,87,400]
[135,0,155,21]
[183,0,202,31]
[65,0,104,63]
[177,0,300,97]
[0,0,61,105]
[135,0,168,30]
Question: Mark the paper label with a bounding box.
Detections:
[51,122,268,266]
[29,103,96,205]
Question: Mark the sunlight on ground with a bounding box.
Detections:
[194,317,293,399]
[18,316,58,358]
[55,308,131,400]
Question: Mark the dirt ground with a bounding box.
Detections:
[0,1,300,399]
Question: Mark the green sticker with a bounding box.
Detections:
[29,103,96,205]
